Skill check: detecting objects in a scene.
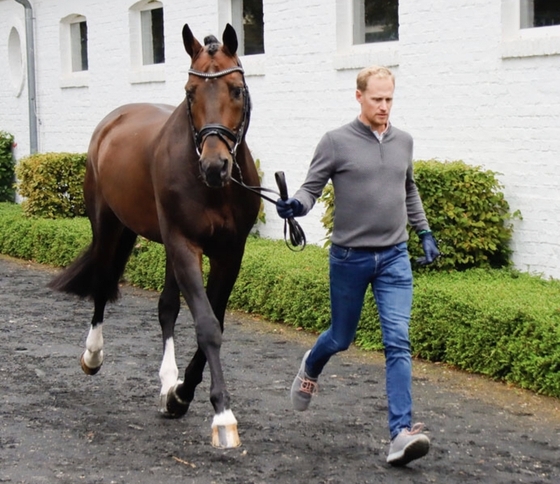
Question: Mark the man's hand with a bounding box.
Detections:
[416,230,440,266]
[276,198,303,219]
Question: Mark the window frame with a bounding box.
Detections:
[335,0,399,71]
[129,0,166,84]
[218,0,266,76]
[59,14,89,88]
[502,0,560,58]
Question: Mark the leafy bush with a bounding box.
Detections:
[0,131,16,202]
[1,202,559,398]
[15,152,87,218]
[0,203,91,266]
[410,160,520,270]
[319,160,520,271]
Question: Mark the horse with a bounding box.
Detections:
[48,23,260,449]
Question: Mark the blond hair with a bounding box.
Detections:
[356,65,395,92]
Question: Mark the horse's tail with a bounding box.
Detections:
[48,229,137,303]
[48,244,99,299]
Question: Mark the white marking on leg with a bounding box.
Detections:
[83,324,104,369]
[159,337,179,397]
[212,409,238,427]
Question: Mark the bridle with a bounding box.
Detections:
[186,62,306,251]
[186,65,250,158]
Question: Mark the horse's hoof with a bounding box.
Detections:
[80,353,102,375]
[162,385,190,418]
[211,410,241,449]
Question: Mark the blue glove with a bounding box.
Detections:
[276,198,303,219]
[416,230,440,266]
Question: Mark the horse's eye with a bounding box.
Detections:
[231,87,243,100]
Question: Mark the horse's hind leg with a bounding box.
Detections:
[79,216,137,375]
[81,296,107,375]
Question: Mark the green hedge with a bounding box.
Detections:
[1,202,559,398]
[15,152,87,218]
[319,160,520,271]
[0,131,16,202]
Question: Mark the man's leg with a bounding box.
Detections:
[373,242,429,465]
[291,245,371,411]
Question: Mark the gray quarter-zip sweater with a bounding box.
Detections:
[294,117,430,248]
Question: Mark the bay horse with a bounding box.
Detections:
[49,23,260,448]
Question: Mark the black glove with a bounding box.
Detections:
[276,198,303,219]
[416,230,440,266]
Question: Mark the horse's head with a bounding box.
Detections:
[183,24,251,188]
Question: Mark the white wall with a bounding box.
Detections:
[1,0,559,278]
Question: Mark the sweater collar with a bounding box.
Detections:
[352,117,392,139]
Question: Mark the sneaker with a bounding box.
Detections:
[386,423,430,466]
[290,350,318,411]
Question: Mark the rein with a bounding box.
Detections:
[231,172,307,252]
[187,64,306,251]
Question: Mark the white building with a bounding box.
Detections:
[1,1,560,278]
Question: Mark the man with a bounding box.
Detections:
[276,65,439,466]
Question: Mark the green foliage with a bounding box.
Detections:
[0,203,91,266]
[253,158,266,226]
[125,238,167,291]
[0,131,16,202]
[15,152,87,218]
[411,269,560,396]
[318,160,520,271]
[410,160,520,271]
[1,202,559,399]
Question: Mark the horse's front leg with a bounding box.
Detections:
[157,256,185,416]
[167,241,239,448]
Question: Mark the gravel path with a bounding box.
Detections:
[1,256,559,484]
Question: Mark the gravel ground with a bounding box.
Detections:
[1,255,559,484]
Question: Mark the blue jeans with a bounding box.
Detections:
[306,242,414,440]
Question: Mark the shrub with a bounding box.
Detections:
[0,131,16,202]
[1,203,559,399]
[0,203,91,266]
[318,160,520,271]
[410,160,520,270]
[15,152,87,218]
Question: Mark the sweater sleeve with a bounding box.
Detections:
[293,133,334,215]
[405,164,430,233]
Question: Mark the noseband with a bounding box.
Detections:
[187,66,250,157]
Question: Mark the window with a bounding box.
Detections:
[334,0,399,70]
[141,7,165,64]
[231,0,265,55]
[8,26,24,96]
[129,1,166,83]
[502,0,560,58]
[520,0,560,28]
[70,20,88,71]
[60,14,89,87]
[354,0,398,44]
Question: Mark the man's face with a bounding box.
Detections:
[356,76,395,133]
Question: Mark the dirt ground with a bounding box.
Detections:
[1,255,559,484]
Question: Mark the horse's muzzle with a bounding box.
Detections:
[199,156,231,188]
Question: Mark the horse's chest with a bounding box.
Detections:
[203,210,240,242]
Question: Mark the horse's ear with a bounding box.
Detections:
[222,23,238,57]
[182,24,202,59]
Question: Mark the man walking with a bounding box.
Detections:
[276,65,439,466]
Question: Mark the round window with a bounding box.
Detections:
[8,26,25,97]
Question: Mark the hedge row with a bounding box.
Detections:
[0,131,15,202]
[1,202,559,398]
